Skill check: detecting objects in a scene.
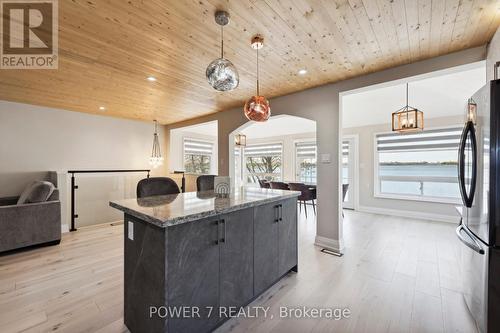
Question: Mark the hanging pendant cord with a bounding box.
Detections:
[151,121,156,156]
[221,25,224,59]
[406,83,409,122]
[256,47,260,96]
[406,83,409,106]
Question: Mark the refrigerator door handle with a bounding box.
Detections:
[456,223,485,255]
[458,121,477,208]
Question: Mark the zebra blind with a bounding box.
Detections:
[244,143,282,157]
[342,141,349,156]
[295,141,317,158]
[183,138,214,156]
[376,126,463,152]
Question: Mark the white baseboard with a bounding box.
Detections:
[61,224,69,233]
[314,235,344,253]
[357,205,458,223]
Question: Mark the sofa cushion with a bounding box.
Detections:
[17,181,36,205]
[17,181,55,204]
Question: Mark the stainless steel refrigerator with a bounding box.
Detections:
[457,78,500,333]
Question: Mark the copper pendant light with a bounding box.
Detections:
[244,35,271,122]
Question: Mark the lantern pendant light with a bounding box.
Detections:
[467,98,477,124]
[150,120,163,168]
[235,133,247,147]
[244,35,271,122]
[392,83,424,132]
[206,11,239,92]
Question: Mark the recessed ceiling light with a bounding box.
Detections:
[298,69,307,75]
[99,106,106,111]
[147,76,157,82]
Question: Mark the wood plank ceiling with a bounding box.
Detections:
[1,0,499,124]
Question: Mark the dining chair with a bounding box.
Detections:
[310,185,317,202]
[258,179,271,189]
[270,181,289,190]
[342,184,349,217]
[196,175,216,192]
[288,182,315,218]
[136,177,180,198]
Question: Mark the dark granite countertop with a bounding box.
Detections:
[110,187,300,228]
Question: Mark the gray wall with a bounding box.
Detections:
[0,101,166,230]
[165,46,486,251]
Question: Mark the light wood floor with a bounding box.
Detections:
[0,211,477,333]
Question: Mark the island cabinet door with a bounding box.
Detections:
[219,207,254,310]
[278,198,298,276]
[254,202,280,295]
[167,217,220,333]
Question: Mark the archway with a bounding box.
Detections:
[229,114,318,210]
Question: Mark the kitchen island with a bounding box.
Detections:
[110,187,300,333]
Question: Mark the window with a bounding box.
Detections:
[183,138,213,174]
[375,126,462,201]
[234,146,243,188]
[342,140,349,185]
[244,143,282,184]
[295,141,317,184]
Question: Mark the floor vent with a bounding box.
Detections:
[320,248,343,257]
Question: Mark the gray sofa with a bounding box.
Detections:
[0,171,61,253]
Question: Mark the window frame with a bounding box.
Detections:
[243,140,284,185]
[183,136,215,175]
[373,125,462,205]
[293,138,317,184]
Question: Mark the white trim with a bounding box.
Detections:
[229,132,236,187]
[373,193,461,205]
[61,223,69,233]
[357,205,458,223]
[314,235,345,253]
[342,134,359,210]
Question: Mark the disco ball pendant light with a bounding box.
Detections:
[244,35,271,122]
[206,11,239,92]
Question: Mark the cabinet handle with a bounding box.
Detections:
[279,204,283,222]
[215,220,219,245]
[274,205,280,223]
[220,219,226,243]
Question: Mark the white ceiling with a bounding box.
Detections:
[241,115,316,138]
[342,64,486,128]
[171,120,218,137]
